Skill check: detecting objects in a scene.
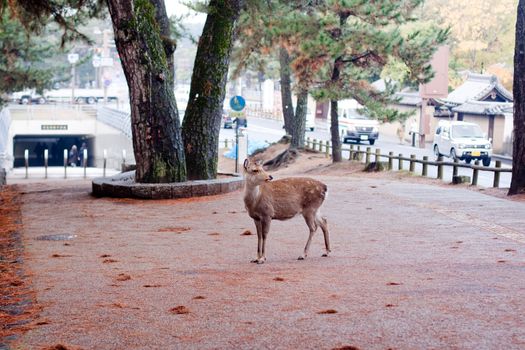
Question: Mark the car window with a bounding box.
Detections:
[451,124,484,138]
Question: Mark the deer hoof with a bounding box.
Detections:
[256,258,266,264]
[321,253,329,257]
[250,259,259,263]
[297,256,305,260]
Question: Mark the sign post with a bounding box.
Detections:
[68,53,79,104]
[230,96,246,173]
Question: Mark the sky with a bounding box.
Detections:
[165,1,206,23]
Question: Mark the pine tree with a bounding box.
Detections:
[280,0,448,162]
[509,0,525,195]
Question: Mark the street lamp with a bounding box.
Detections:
[67,53,79,104]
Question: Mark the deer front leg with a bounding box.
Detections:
[251,219,263,263]
[258,217,271,264]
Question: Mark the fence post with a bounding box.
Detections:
[493,160,501,188]
[24,149,28,179]
[357,146,362,162]
[472,160,479,186]
[365,147,371,165]
[398,153,403,170]
[375,148,381,163]
[437,156,443,180]
[64,149,68,179]
[306,137,311,150]
[388,152,394,170]
[349,144,354,160]
[313,139,318,152]
[422,156,428,177]
[409,154,416,173]
[224,139,228,148]
[325,141,330,158]
[453,159,459,177]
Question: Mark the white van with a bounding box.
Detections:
[337,99,379,145]
[433,121,492,166]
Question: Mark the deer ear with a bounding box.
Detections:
[243,158,249,171]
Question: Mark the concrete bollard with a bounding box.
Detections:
[388,151,394,170]
[24,149,28,179]
[83,149,88,179]
[365,147,371,165]
[375,148,381,163]
[325,141,330,158]
[122,149,126,171]
[103,149,107,178]
[44,149,48,179]
[422,156,428,177]
[398,153,403,170]
[453,159,459,177]
[64,149,68,178]
[349,144,354,160]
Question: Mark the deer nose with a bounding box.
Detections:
[267,175,273,181]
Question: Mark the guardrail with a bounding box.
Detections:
[305,137,512,188]
[96,106,132,140]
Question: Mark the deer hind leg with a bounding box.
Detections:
[298,210,318,260]
[316,212,330,257]
[251,219,263,263]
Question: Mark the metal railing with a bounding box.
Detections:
[305,137,512,188]
[96,106,132,140]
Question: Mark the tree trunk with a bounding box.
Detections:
[330,99,342,162]
[330,57,343,163]
[279,47,294,135]
[183,0,242,180]
[107,0,186,183]
[291,89,308,149]
[510,0,525,195]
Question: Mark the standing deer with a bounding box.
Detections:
[243,158,330,264]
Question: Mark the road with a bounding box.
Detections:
[220,117,512,188]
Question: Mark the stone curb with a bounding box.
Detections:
[91,171,244,199]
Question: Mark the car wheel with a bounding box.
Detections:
[21,97,29,105]
[465,158,472,164]
[450,148,458,161]
[37,97,46,104]
[433,144,440,158]
[86,97,96,104]
[482,157,491,167]
[369,139,375,145]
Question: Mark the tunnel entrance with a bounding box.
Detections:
[13,135,95,167]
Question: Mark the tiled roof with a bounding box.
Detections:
[446,73,513,104]
[451,100,513,115]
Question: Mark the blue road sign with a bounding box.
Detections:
[230,95,246,111]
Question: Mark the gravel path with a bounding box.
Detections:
[7,171,525,349]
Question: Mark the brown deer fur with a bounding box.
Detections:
[243,158,330,264]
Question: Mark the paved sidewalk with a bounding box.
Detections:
[7,174,525,349]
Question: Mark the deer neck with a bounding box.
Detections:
[244,182,262,212]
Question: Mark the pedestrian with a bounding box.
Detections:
[79,142,88,167]
[69,145,79,167]
[396,124,405,144]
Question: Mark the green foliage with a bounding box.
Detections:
[0,10,66,105]
[278,0,448,121]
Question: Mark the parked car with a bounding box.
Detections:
[433,120,492,166]
[339,112,379,145]
[19,94,46,105]
[222,114,233,129]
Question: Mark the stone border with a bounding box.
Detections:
[0,168,5,186]
[92,171,244,199]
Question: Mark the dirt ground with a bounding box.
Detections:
[2,150,525,349]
